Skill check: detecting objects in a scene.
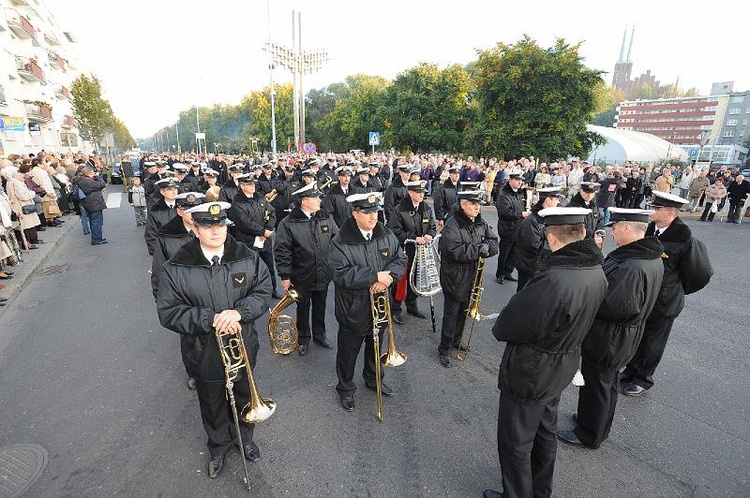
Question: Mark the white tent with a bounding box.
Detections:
[585,125,688,165]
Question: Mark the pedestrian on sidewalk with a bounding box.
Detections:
[76,166,108,245]
[129,176,147,226]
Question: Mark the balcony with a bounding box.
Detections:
[48,51,66,71]
[54,84,70,100]
[25,103,53,123]
[10,0,29,5]
[44,31,61,45]
[61,115,76,129]
[15,57,46,84]
[5,9,38,45]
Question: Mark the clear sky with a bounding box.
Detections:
[44,0,749,138]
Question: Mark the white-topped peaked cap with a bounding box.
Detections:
[538,206,591,225]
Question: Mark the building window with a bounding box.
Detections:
[731,96,745,103]
[723,130,735,138]
[727,119,738,126]
[743,119,748,126]
[728,107,741,114]
[0,84,6,105]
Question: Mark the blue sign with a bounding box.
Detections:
[689,149,698,158]
[368,132,380,146]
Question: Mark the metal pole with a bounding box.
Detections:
[267,0,277,157]
[291,10,300,152]
[175,121,181,154]
[299,11,305,149]
[196,107,202,155]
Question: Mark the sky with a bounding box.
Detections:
[43,0,750,139]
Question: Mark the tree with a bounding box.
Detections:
[111,117,135,151]
[472,36,605,160]
[240,83,294,154]
[70,74,114,150]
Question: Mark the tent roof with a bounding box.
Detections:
[586,125,688,164]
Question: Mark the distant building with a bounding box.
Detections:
[611,27,660,97]
[0,0,90,156]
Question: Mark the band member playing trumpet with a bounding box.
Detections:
[484,207,607,498]
[275,182,339,356]
[156,202,272,480]
[329,192,406,412]
[438,190,498,368]
[387,180,437,324]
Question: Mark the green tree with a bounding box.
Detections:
[239,83,294,154]
[472,36,605,160]
[70,74,114,151]
[111,117,135,151]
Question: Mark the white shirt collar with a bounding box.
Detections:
[359,229,373,240]
[200,245,225,265]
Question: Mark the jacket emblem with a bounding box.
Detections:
[380,249,389,258]
[422,218,429,223]
[232,273,246,286]
[322,225,329,233]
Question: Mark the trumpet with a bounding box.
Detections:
[265,189,278,202]
[456,257,486,361]
[215,327,276,490]
[267,287,300,354]
[370,290,407,421]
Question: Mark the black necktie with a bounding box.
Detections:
[366,233,371,241]
[211,255,220,266]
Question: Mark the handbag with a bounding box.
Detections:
[710,202,718,213]
[21,204,37,214]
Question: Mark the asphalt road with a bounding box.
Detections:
[0,192,748,497]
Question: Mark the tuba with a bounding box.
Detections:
[456,257,487,361]
[405,238,442,333]
[370,290,407,421]
[215,327,276,490]
[267,287,300,355]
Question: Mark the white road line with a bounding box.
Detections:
[106,192,122,209]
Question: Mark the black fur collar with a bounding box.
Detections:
[397,195,424,213]
[453,207,485,228]
[539,238,603,270]
[442,179,458,189]
[568,192,596,208]
[328,182,353,196]
[607,236,663,261]
[288,206,331,222]
[232,191,259,203]
[152,198,174,211]
[169,234,254,267]
[158,214,192,237]
[502,183,521,196]
[646,217,691,243]
[338,216,387,244]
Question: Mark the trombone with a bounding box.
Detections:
[456,257,487,361]
[370,290,407,421]
[215,327,276,490]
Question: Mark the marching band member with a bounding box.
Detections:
[352,166,378,193]
[567,182,604,247]
[227,174,282,299]
[557,207,664,448]
[323,166,355,228]
[387,180,437,324]
[274,182,339,356]
[433,164,461,230]
[218,163,244,203]
[156,201,272,479]
[494,169,528,284]
[484,207,607,498]
[329,192,406,412]
[173,163,198,192]
[144,177,180,256]
[438,190,498,368]
[384,164,411,220]
[202,168,222,201]
[514,187,563,292]
[272,163,301,227]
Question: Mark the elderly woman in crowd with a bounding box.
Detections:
[2,166,41,250]
[534,165,551,189]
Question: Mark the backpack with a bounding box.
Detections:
[69,185,86,202]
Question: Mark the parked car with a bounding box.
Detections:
[110,162,123,184]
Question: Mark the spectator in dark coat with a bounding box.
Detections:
[76,166,108,245]
[725,174,750,223]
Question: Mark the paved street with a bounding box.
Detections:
[0,193,748,497]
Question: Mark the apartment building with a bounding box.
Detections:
[0,0,87,156]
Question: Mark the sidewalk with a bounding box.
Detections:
[0,214,77,313]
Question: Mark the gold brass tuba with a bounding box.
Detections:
[456,257,487,361]
[215,327,276,490]
[267,287,300,355]
[370,290,407,421]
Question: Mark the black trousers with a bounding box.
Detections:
[258,250,278,292]
[622,311,675,390]
[575,359,618,449]
[496,238,517,279]
[335,328,384,396]
[497,394,558,498]
[516,271,532,293]
[195,375,255,458]
[728,201,744,222]
[297,287,328,344]
[439,294,468,356]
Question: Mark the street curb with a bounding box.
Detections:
[0,216,76,314]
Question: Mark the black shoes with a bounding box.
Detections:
[557,430,584,446]
[392,314,403,324]
[243,441,260,462]
[298,344,308,356]
[92,240,108,245]
[340,394,355,412]
[366,382,394,397]
[483,490,503,498]
[504,274,518,282]
[407,308,426,319]
[313,337,333,349]
[208,454,224,479]
[439,355,452,368]
[0,273,13,280]
[186,377,196,390]
[36,227,46,232]
[623,382,647,397]
[496,276,505,285]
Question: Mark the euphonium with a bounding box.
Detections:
[456,257,487,360]
[267,287,300,355]
[215,327,276,490]
[320,174,333,191]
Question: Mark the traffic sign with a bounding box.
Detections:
[369,132,380,146]
[304,142,317,155]
[689,149,698,158]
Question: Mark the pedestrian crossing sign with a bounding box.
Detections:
[369,132,380,146]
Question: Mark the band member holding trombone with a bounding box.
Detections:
[484,207,607,498]
[387,180,437,324]
[157,202,272,480]
[329,192,406,413]
[274,182,339,356]
[438,190,498,368]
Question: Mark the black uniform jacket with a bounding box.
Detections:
[492,239,608,405]
[515,204,549,276]
[218,180,239,203]
[143,172,161,199]
[322,182,355,228]
[495,183,525,240]
[329,218,406,336]
[439,207,499,300]
[351,179,378,194]
[145,199,178,256]
[567,193,601,235]
[275,206,339,292]
[384,176,408,220]
[387,197,438,248]
[582,236,664,370]
[177,176,198,193]
[433,179,459,221]
[157,235,272,383]
[228,192,276,252]
[646,218,712,318]
[151,215,194,299]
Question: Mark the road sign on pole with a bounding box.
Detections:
[369,131,380,154]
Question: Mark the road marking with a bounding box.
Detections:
[106,192,122,209]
